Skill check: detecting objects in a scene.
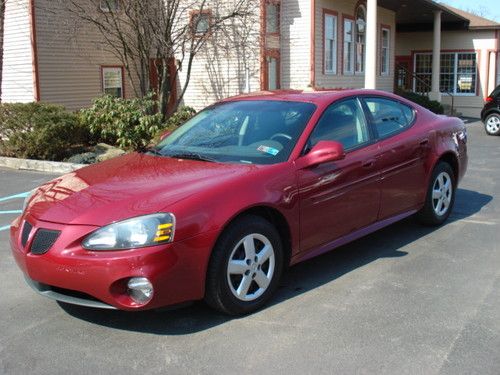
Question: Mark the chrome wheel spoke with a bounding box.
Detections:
[257,244,272,264]
[237,275,253,298]
[254,270,270,289]
[243,236,256,260]
[432,189,442,200]
[228,260,247,275]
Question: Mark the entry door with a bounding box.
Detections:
[395,56,412,91]
[296,98,381,254]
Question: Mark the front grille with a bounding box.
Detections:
[30,229,60,255]
[21,221,33,247]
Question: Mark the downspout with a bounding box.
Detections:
[29,0,40,101]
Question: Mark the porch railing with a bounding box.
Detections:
[395,63,455,115]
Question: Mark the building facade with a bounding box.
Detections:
[1,0,499,118]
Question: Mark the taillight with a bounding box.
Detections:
[485,96,493,103]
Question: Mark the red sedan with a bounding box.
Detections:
[10,90,468,315]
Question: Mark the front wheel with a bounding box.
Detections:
[205,215,284,315]
[417,162,456,226]
[484,113,500,136]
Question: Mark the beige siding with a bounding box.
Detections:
[314,0,396,92]
[177,1,261,111]
[396,30,497,117]
[281,0,311,89]
[1,0,35,102]
[34,0,137,111]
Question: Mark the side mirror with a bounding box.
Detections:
[299,140,345,168]
[159,130,172,141]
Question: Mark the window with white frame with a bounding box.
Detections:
[414,52,477,95]
[381,27,390,76]
[100,0,119,12]
[324,13,337,74]
[355,5,366,73]
[344,18,354,74]
[102,67,123,98]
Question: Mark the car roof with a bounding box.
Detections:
[220,89,406,107]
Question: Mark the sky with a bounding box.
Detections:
[439,0,500,22]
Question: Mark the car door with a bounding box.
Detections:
[296,97,381,254]
[361,96,429,220]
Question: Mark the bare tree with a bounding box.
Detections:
[52,0,252,117]
[0,0,6,101]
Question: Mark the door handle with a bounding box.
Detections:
[419,138,429,146]
[362,159,376,168]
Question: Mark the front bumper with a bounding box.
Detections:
[10,214,219,311]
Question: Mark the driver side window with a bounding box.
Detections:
[309,98,370,150]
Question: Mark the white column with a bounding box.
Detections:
[364,0,378,89]
[430,10,442,101]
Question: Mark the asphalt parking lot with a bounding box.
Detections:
[0,121,499,374]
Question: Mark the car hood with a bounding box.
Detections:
[26,152,257,226]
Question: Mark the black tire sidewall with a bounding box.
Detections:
[419,162,456,225]
[206,215,284,315]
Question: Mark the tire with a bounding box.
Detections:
[205,215,284,315]
[417,162,456,226]
[484,113,500,136]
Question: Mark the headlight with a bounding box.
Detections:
[82,213,175,251]
[22,190,36,212]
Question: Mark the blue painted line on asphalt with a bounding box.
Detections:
[0,225,11,232]
[0,210,23,215]
[0,191,30,203]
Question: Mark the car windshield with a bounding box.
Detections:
[151,100,317,165]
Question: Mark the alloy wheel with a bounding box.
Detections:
[226,233,275,302]
[432,171,453,216]
[486,116,500,134]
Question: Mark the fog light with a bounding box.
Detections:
[127,277,153,304]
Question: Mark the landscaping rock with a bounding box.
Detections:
[66,152,97,165]
[95,143,126,162]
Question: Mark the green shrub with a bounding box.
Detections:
[80,94,164,151]
[397,90,444,114]
[152,106,197,143]
[0,102,90,161]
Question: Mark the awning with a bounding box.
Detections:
[379,0,470,32]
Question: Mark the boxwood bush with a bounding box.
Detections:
[0,102,90,161]
[79,94,165,151]
[396,90,444,114]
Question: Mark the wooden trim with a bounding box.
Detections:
[262,49,281,90]
[100,65,125,98]
[189,9,213,38]
[380,24,391,76]
[261,0,281,90]
[354,1,367,75]
[341,14,355,76]
[29,0,40,101]
[322,9,339,76]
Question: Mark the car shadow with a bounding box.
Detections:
[60,188,492,335]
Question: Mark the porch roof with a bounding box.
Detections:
[379,0,470,32]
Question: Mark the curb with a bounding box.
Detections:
[0,156,86,174]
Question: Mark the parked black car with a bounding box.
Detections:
[481,85,500,136]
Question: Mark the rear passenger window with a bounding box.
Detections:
[363,97,415,138]
[309,98,370,150]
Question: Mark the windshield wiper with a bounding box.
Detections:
[168,152,216,162]
[140,147,163,156]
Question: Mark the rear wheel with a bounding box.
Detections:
[205,215,284,315]
[417,162,456,226]
[484,113,500,136]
